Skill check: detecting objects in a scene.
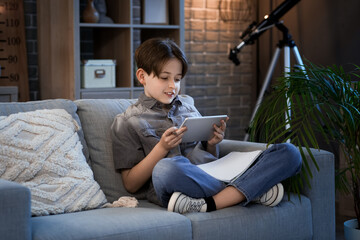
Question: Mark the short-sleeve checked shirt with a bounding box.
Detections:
[111,93,218,204]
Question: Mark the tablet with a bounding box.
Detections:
[179,115,228,142]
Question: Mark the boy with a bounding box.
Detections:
[111,38,302,214]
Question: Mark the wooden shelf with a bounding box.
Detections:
[37,0,184,100]
[79,23,132,28]
[133,24,180,29]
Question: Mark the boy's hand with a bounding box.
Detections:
[208,117,229,146]
[158,126,187,151]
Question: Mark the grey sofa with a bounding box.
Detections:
[0,96,335,240]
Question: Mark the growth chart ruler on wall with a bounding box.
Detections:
[0,0,29,101]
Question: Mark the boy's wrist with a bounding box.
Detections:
[206,142,217,150]
[207,141,217,147]
[155,142,170,156]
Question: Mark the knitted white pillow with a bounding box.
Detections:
[0,109,107,216]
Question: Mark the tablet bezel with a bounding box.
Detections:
[179,115,228,142]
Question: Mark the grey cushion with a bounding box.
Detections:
[0,99,89,162]
[186,194,312,240]
[75,99,137,202]
[31,207,192,240]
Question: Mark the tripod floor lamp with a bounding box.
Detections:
[228,0,304,141]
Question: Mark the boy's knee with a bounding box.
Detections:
[153,158,172,179]
[153,156,187,179]
[281,143,302,172]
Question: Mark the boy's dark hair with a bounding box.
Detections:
[135,38,188,78]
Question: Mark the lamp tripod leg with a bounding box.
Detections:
[292,45,305,69]
[244,44,305,142]
[285,45,305,124]
[243,47,281,142]
[292,45,322,114]
[284,46,291,133]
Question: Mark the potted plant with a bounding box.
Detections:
[249,62,360,238]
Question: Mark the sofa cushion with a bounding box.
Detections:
[0,109,107,216]
[75,99,137,202]
[32,207,192,240]
[0,99,89,162]
[185,194,312,240]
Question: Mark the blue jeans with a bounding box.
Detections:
[152,143,302,207]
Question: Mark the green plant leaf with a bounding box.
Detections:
[249,61,360,219]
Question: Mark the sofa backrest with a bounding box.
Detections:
[0,96,194,203]
[75,95,194,202]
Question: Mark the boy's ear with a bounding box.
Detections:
[136,68,146,86]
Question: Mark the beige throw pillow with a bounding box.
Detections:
[0,109,107,216]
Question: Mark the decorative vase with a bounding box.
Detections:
[94,0,114,23]
[344,219,360,240]
[82,0,99,23]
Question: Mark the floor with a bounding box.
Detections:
[335,200,355,240]
[337,226,345,240]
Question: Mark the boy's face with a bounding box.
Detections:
[138,58,182,105]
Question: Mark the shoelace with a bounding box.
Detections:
[184,199,205,212]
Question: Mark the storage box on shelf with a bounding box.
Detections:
[81,59,116,89]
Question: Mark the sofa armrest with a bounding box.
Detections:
[300,148,335,240]
[0,179,31,240]
[219,139,336,240]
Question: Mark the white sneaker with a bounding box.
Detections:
[168,192,207,214]
[255,183,284,207]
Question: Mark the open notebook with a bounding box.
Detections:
[197,150,263,183]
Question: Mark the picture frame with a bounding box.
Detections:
[142,0,169,25]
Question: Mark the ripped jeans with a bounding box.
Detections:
[152,143,302,207]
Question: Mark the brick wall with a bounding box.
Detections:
[184,0,255,140]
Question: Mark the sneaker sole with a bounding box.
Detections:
[167,192,181,212]
[268,183,284,207]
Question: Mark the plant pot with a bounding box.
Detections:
[344,219,360,240]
